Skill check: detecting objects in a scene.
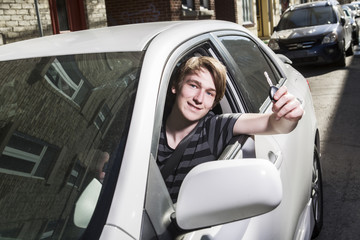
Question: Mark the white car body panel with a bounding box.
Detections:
[102,21,252,239]
[0,20,320,240]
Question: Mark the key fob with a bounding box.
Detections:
[269,86,279,101]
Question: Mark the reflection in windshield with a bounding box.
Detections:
[277,6,337,30]
[0,52,144,239]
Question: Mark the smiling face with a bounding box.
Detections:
[172,67,216,123]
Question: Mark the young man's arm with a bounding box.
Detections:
[233,86,304,136]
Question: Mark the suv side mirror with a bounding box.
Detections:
[175,159,282,230]
[340,16,346,26]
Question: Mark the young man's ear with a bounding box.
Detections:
[171,85,176,94]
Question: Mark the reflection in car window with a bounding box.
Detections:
[220,35,279,112]
[0,51,144,239]
[277,6,337,30]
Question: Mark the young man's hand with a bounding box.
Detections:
[272,86,304,122]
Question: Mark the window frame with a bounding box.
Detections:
[49,0,87,34]
[242,0,254,25]
[0,132,59,178]
[210,31,285,113]
[44,57,91,107]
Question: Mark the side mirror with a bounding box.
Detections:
[340,16,346,26]
[175,159,282,230]
[277,54,293,65]
[73,178,102,228]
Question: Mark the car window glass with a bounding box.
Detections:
[219,35,279,113]
[337,6,345,18]
[0,52,143,239]
[277,6,337,30]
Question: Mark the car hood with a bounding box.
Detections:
[271,24,337,40]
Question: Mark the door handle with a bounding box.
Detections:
[268,151,283,169]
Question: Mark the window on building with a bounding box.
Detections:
[182,0,194,10]
[94,104,112,132]
[200,0,210,10]
[242,0,254,24]
[49,0,86,34]
[0,132,59,178]
[45,56,91,107]
[56,0,69,31]
[67,160,86,188]
[39,220,58,239]
[0,225,22,239]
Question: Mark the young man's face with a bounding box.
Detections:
[172,67,216,123]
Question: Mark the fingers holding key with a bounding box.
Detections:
[272,86,304,121]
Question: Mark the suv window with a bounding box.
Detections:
[277,6,337,30]
[219,35,280,113]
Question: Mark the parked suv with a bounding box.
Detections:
[268,1,354,66]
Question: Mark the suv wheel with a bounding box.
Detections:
[336,41,346,67]
[346,41,354,56]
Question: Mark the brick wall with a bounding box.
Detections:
[105,0,215,26]
[0,0,107,45]
[215,0,237,23]
[84,0,107,29]
[0,0,52,44]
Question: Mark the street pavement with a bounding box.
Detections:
[296,45,360,240]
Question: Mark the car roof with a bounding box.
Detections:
[0,20,244,61]
[288,0,339,11]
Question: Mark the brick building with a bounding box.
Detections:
[105,0,215,26]
[104,0,258,37]
[0,0,264,45]
[0,0,107,45]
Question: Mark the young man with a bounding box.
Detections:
[157,56,303,202]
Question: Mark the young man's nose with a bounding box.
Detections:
[193,89,204,104]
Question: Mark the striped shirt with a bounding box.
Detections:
[157,111,241,202]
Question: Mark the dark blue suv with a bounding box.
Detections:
[268,1,354,66]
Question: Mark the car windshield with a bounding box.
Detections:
[0,51,144,239]
[277,6,337,30]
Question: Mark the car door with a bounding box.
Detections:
[213,33,284,169]
[337,5,353,50]
[211,32,316,239]
[142,31,269,240]
[211,32,289,239]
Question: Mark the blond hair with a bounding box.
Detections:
[173,56,227,106]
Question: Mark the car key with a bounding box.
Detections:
[264,71,279,101]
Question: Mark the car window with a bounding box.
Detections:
[0,52,144,239]
[337,5,345,18]
[219,35,280,113]
[277,6,337,30]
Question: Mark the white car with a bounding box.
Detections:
[0,20,322,240]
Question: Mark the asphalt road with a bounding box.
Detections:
[296,45,360,240]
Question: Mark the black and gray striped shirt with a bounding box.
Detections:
[157,111,241,202]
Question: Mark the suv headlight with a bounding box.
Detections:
[268,39,280,51]
[322,32,338,44]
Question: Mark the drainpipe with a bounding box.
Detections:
[34,0,44,36]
